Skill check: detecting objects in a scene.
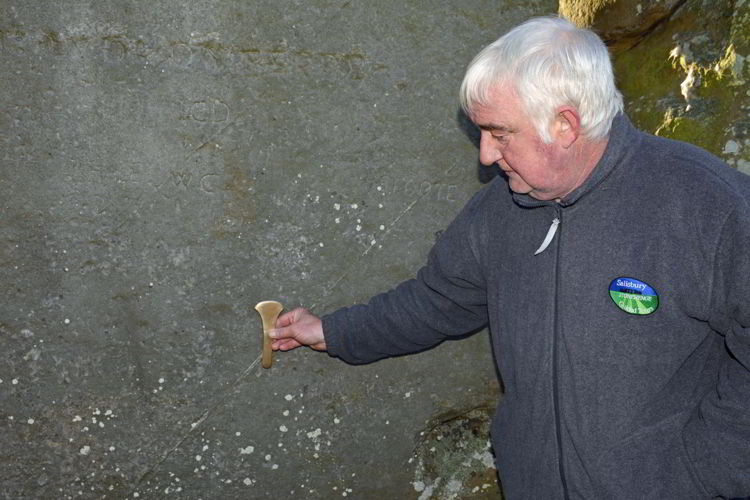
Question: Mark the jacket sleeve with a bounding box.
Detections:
[684,204,750,497]
[322,192,490,365]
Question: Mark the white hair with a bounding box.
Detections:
[459,16,623,142]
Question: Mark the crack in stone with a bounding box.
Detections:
[131,353,263,491]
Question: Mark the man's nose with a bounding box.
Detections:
[478,131,501,166]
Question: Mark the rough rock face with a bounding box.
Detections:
[560,0,686,50]
[562,0,750,176]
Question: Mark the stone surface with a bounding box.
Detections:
[0,0,555,498]
[562,0,750,176]
[560,0,686,50]
[412,406,502,500]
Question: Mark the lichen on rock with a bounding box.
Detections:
[560,0,750,175]
[411,406,502,500]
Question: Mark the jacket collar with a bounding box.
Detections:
[511,112,639,209]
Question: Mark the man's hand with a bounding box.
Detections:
[270,308,326,352]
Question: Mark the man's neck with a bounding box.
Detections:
[556,136,610,203]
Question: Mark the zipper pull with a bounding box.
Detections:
[534,217,560,255]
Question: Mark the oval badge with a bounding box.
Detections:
[609,277,659,315]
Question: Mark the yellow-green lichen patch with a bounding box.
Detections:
[610,0,750,169]
[559,0,619,28]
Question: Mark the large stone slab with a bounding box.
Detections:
[0,1,556,498]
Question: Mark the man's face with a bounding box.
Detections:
[471,86,572,201]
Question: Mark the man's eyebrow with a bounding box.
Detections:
[477,122,515,133]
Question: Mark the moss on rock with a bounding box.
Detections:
[562,0,750,175]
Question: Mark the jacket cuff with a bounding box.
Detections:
[321,312,344,360]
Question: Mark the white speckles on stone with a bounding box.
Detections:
[243,478,255,486]
[283,410,290,417]
[20,328,34,338]
[64,318,70,325]
[445,479,462,495]
[284,394,294,401]
[335,217,341,224]
[109,446,116,452]
[350,203,358,209]
[334,203,341,211]
[355,225,362,231]
[195,455,202,462]
[27,418,35,424]
[265,454,271,461]
[11,378,18,385]
[404,391,412,398]
[417,481,436,500]
[334,417,340,424]
[379,225,385,230]
[472,449,496,469]
[724,140,740,154]
[80,445,91,455]
[307,428,322,439]
[73,415,82,422]
[23,347,41,362]
[159,377,165,384]
[240,446,254,455]
[279,425,288,432]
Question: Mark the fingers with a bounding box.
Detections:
[269,324,294,341]
[267,307,326,352]
[272,338,302,351]
[275,309,299,328]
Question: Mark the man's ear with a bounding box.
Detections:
[554,106,581,148]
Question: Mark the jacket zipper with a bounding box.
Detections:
[552,208,570,499]
[534,217,560,255]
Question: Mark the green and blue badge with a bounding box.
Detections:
[609,277,659,315]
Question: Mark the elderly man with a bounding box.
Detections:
[270,17,750,499]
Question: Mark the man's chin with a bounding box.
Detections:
[508,179,533,195]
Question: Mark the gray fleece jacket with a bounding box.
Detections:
[322,114,750,499]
